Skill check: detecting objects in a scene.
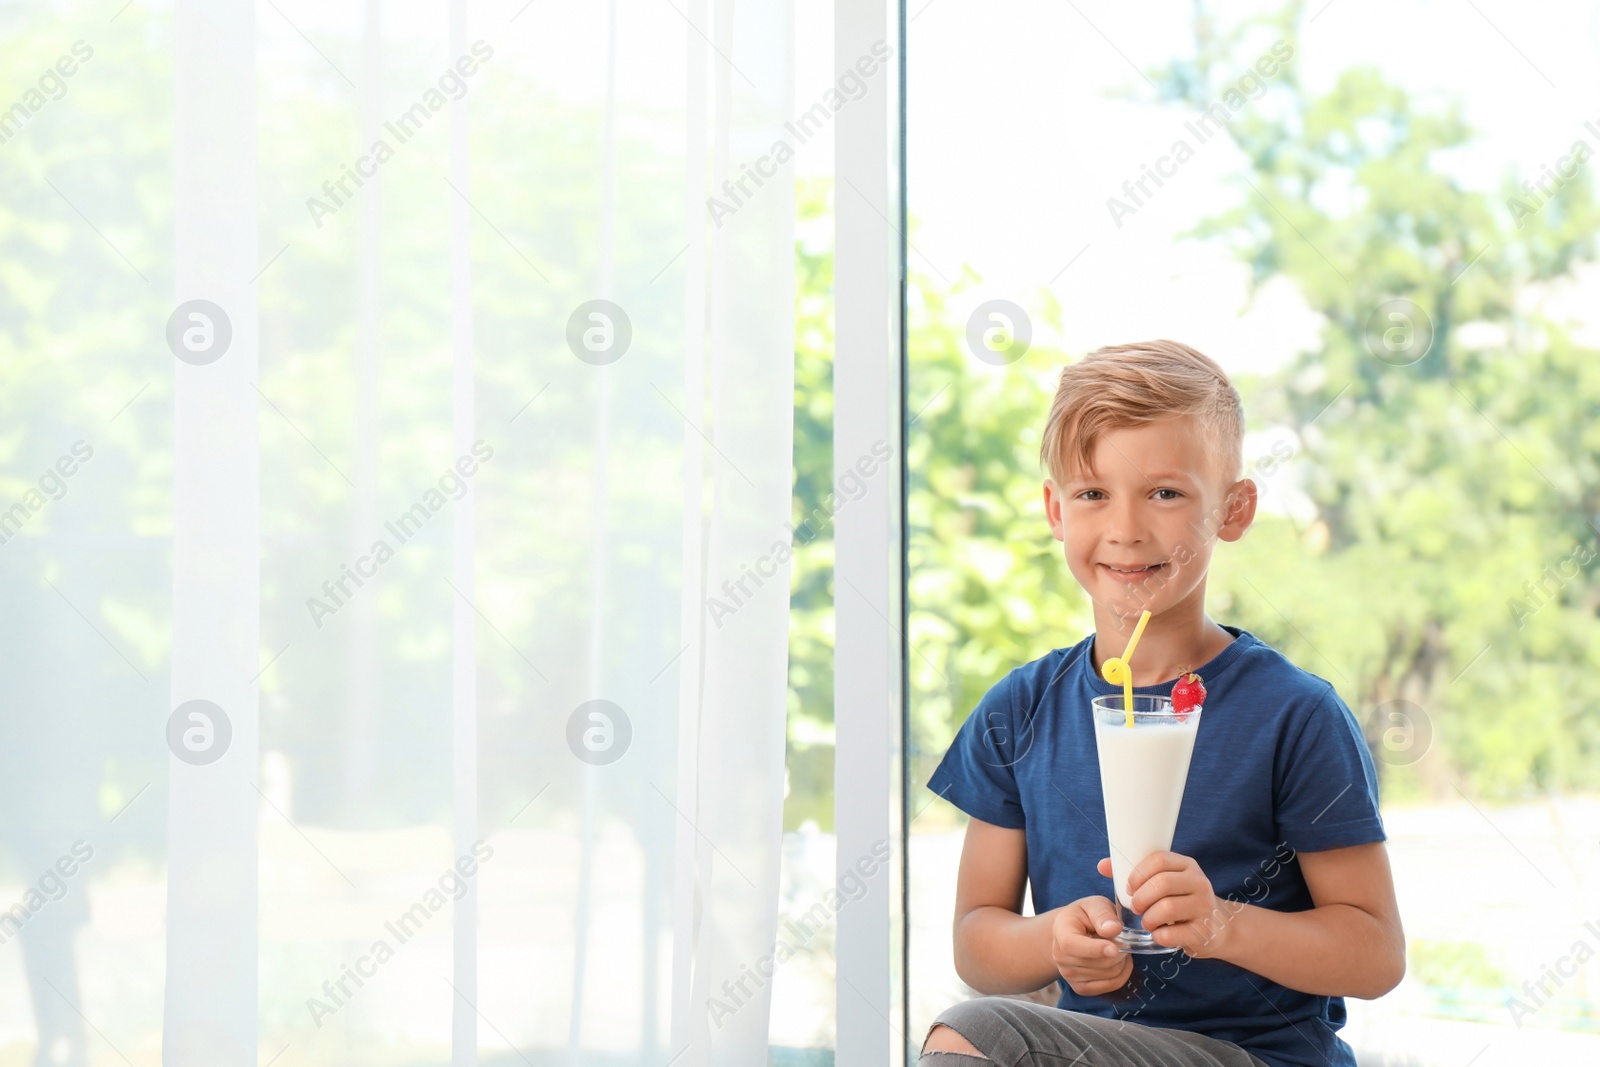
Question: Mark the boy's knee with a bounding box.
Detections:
[923,995,1037,1061]
[919,1022,988,1062]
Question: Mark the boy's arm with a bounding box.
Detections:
[951,817,1061,993]
[952,817,1132,996]
[1214,841,1405,999]
[1129,841,1405,999]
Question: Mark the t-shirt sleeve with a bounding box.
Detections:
[924,671,1027,830]
[1273,685,1386,852]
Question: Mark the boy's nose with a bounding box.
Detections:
[1106,502,1147,543]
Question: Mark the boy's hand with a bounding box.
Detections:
[1048,894,1133,996]
[1111,852,1233,958]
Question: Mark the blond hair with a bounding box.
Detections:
[1039,340,1244,486]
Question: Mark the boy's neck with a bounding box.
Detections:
[1089,594,1235,687]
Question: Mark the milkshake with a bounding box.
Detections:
[1091,694,1202,953]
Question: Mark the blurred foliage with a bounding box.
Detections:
[1151,0,1600,803]
[0,10,176,866]
[788,0,1600,831]
[785,178,838,830]
[0,6,698,843]
[1407,939,1513,992]
[4,4,1594,845]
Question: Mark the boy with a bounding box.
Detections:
[919,341,1403,1067]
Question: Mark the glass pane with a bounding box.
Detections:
[907,2,1600,1063]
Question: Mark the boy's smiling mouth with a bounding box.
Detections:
[1098,561,1169,583]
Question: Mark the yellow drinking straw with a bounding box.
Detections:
[1099,609,1152,727]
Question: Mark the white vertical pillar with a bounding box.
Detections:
[834,0,905,1063]
[568,4,621,1061]
[449,2,479,1065]
[671,0,711,1056]
[164,0,259,1062]
[343,0,383,821]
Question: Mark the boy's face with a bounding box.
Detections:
[1043,416,1257,622]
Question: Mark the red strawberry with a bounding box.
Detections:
[1172,670,1205,720]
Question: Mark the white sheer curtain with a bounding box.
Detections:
[491,2,794,1064]
[674,0,796,1057]
[0,0,794,1064]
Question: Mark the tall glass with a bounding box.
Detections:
[1091,694,1203,954]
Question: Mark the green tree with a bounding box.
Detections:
[893,0,1600,807]
[1157,0,1600,799]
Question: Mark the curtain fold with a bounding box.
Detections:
[165,0,260,1060]
[681,0,797,1058]
[529,0,795,1061]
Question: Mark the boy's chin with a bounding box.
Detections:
[1098,597,1162,624]
[1092,582,1176,620]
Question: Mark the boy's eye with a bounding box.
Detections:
[1153,488,1183,501]
[1076,489,1105,501]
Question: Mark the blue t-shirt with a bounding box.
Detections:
[926,626,1385,1067]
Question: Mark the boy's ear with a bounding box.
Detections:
[1042,479,1066,542]
[1215,478,1258,543]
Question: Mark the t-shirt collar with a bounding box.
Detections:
[1080,624,1256,697]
